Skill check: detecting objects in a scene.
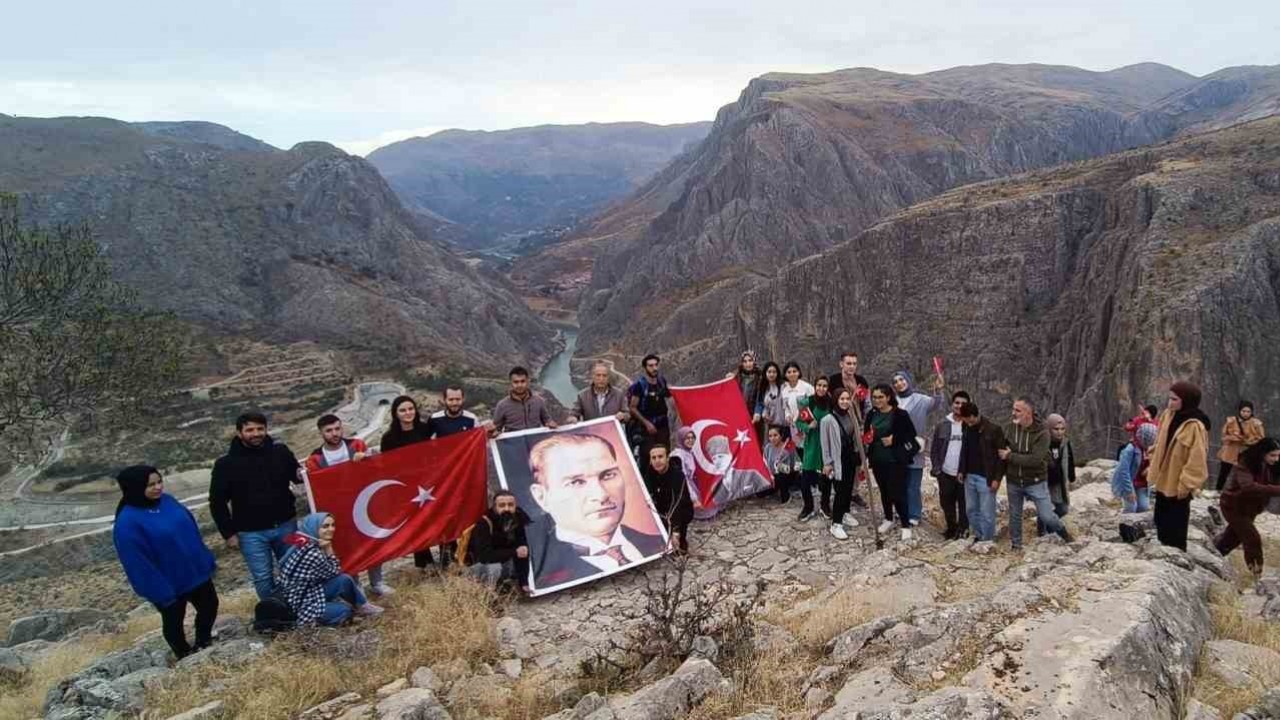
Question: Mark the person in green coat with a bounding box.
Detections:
[795,376,834,522]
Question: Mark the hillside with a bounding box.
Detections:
[635,117,1280,456]
[367,121,712,248]
[0,115,555,373]
[569,63,1280,366]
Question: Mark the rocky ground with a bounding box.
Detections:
[5,459,1280,720]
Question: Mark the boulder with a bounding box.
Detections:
[827,616,897,664]
[689,635,719,662]
[495,616,532,659]
[375,688,452,720]
[1234,687,1280,719]
[1086,459,1118,470]
[4,609,116,646]
[803,687,832,710]
[300,692,363,720]
[1183,698,1223,720]
[410,667,441,692]
[175,638,265,670]
[728,710,778,720]
[377,679,409,698]
[855,687,1010,719]
[1203,639,1280,690]
[498,658,523,679]
[0,646,27,680]
[165,700,226,720]
[609,658,727,720]
[819,666,917,719]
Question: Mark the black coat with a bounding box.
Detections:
[379,423,433,452]
[209,436,301,538]
[866,407,918,466]
[467,509,531,565]
[959,417,1007,482]
[643,457,695,528]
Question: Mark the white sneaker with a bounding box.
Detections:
[356,602,384,617]
[877,520,895,533]
[370,583,395,597]
[829,524,849,540]
[843,516,860,529]
[900,528,913,542]
[909,519,920,527]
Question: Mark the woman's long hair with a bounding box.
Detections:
[384,395,427,441]
[783,361,803,383]
[1237,400,1256,425]
[1240,437,1280,477]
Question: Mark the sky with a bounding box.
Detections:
[3,1,1278,156]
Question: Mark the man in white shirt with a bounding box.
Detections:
[928,392,971,540]
[526,432,666,587]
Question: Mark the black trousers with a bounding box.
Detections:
[817,473,833,514]
[937,473,968,533]
[158,579,218,659]
[415,543,457,569]
[799,470,820,513]
[1154,492,1192,551]
[831,478,853,525]
[1216,461,1235,491]
[871,461,910,528]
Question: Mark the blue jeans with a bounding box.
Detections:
[319,574,367,626]
[239,519,297,600]
[1123,487,1151,513]
[1007,481,1065,548]
[907,467,924,521]
[964,474,996,541]
[1037,501,1070,536]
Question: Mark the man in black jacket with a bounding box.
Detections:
[958,402,1006,547]
[465,491,531,590]
[209,412,303,599]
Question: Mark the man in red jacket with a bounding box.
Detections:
[304,414,393,596]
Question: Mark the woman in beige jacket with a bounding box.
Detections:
[1215,400,1265,491]
[1147,381,1211,551]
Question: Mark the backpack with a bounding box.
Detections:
[252,594,297,634]
[454,515,493,566]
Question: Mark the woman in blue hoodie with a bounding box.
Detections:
[112,465,218,658]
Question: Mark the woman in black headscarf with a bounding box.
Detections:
[1147,381,1213,550]
[112,465,218,658]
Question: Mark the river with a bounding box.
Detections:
[539,329,580,406]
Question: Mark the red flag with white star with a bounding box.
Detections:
[670,378,774,510]
[303,428,488,574]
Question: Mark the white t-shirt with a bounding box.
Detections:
[780,380,815,423]
[321,443,351,466]
[942,415,964,476]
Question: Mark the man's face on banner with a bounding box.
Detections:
[531,438,627,540]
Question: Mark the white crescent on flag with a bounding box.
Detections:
[352,479,409,539]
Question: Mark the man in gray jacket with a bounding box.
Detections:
[568,363,630,425]
[998,397,1073,550]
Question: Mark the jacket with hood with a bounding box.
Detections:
[643,456,695,528]
[1001,419,1050,487]
[1112,423,1159,499]
[209,436,302,538]
[466,508,532,565]
[1219,416,1266,465]
[1149,407,1210,499]
[113,490,216,609]
[1048,438,1075,505]
[893,370,942,470]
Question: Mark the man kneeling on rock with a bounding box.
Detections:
[462,491,531,591]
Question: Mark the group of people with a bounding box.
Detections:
[109,349,1280,661]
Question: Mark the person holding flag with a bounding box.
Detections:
[866,384,920,541]
[795,377,835,522]
[892,363,946,526]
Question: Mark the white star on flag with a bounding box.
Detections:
[733,429,752,448]
[413,485,436,508]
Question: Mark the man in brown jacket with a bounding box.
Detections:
[492,367,558,434]
[1148,381,1211,551]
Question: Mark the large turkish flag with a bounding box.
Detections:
[670,378,774,511]
[304,428,488,574]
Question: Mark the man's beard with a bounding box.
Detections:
[497,513,518,535]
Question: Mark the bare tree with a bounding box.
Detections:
[0,194,188,459]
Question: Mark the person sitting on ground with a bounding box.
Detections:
[764,424,800,505]
[1040,414,1075,536]
[1148,381,1212,551]
[670,425,713,520]
[1215,438,1280,577]
[113,465,218,659]
[462,491,532,591]
[643,446,695,553]
[1112,422,1159,513]
[1216,400,1266,492]
[305,414,392,597]
[279,512,383,626]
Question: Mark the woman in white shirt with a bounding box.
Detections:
[780,362,815,450]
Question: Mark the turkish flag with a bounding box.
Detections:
[670,378,774,510]
[304,428,488,575]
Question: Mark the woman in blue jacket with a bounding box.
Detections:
[112,465,218,658]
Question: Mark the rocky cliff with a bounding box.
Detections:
[649,117,1280,457]
[573,63,1280,383]
[0,116,554,372]
[367,121,711,248]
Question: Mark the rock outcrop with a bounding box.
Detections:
[0,115,555,373]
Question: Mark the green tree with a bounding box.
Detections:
[0,194,188,459]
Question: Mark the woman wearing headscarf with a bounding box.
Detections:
[672,425,715,520]
[1216,400,1266,491]
[279,512,383,626]
[1148,381,1212,550]
[891,369,945,527]
[1112,422,1159,513]
[795,376,834,522]
[380,395,440,572]
[1215,438,1280,576]
[112,466,218,659]
[726,351,766,441]
[866,384,920,541]
[1039,414,1075,536]
[821,388,867,540]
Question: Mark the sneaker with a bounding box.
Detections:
[798,508,814,522]
[909,518,920,527]
[843,516,861,529]
[370,583,395,597]
[900,528,913,542]
[877,520,895,534]
[778,493,791,506]
[829,524,849,540]
[356,602,384,617]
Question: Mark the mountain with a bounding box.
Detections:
[366,121,712,248]
[0,115,555,372]
[572,63,1280,364]
[631,117,1280,457]
[132,121,278,152]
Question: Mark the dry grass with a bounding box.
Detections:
[145,574,502,718]
[768,586,876,651]
[685,645,811,720]
[1189,586,1280,717]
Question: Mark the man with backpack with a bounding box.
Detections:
[628,354,672,462]
[459,491,531,591]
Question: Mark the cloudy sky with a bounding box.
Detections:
[4,1,1277,155]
